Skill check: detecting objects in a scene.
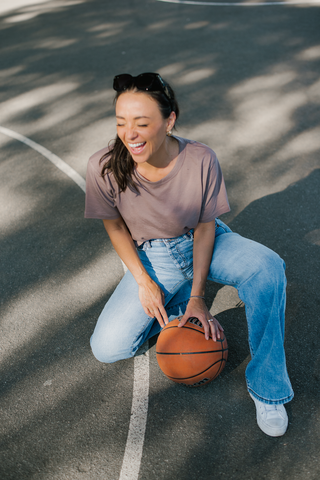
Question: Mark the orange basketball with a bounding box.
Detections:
[156,316,228,387]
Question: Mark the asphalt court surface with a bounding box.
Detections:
[1,0,320,479]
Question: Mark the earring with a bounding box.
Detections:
[167,130,172,136]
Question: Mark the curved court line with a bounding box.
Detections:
[0,126,86,193]
[157,0,320,6]
[0,125,149,480]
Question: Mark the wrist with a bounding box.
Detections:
[190,295,205,300]
[135,270,152,287]
[190,282,206,298]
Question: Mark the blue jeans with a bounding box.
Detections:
[90,219,294,405]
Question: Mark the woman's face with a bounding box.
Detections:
[115,91,175,165]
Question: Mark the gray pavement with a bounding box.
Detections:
[1,0,320,479]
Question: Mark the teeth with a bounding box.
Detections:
[128,142,145,148]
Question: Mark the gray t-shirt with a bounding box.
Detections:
[85,136,230,244]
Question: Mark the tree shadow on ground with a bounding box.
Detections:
[1,0,320,478]
[143,168,320,480]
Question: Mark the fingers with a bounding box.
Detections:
[178,313,189,328]
[143,305,166,328]
[159,303,169,325]
[144,294,168,328]
[208,317,224,342]
[154,310,165,329]
[153,304,169,328]
[179,314,224,342]
[139,282,168,327]
[202,318,211,341]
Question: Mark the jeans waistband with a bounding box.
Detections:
[135,229,194,251]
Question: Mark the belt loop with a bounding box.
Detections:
[187,229,194,240]
[143,240,151,250]
[136,240,151,251]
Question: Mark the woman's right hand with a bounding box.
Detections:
[138,273,168,328]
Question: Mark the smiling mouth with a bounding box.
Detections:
[128,142,146,154]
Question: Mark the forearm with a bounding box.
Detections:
[102,219,148,286]
[179,219,222,340]
[191,220,216,296]
[103,217,168,325]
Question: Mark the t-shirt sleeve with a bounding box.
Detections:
[84,152,121,220]
[199,154,230,223]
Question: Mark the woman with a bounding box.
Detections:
[85,72,293,437]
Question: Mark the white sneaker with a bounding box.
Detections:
[249,393,288,437]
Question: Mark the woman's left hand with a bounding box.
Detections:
[178,297,224,342]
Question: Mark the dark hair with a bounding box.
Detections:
[100,79,179,192]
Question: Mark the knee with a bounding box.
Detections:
[90,333,122,364]
[261,248,286,281]
[90,339,112,364]
[250,247,286,294]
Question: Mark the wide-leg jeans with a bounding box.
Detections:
[90,219,294,405]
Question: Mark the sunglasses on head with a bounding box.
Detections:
[113,73,172,105]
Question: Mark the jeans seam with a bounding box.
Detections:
[129,316,155,357]
[175,243,189,268]
[166,244,192,276]
[237,270,264,359]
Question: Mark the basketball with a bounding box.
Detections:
[156,316,228,387]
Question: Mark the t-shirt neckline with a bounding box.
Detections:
[134,136,186,186]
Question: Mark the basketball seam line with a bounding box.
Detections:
[167,358,227,380]
[156,349,228,355]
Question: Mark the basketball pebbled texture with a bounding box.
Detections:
[156,316,228,387]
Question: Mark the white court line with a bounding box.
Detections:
[0,126,86,192]
[0,125,149,480]
[157,0,320,6]
[119,341,150,480]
